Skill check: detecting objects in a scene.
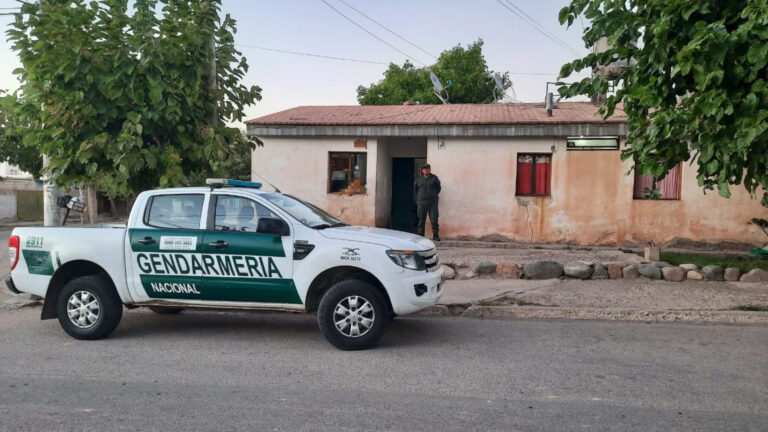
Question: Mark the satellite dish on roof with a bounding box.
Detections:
[429,71,451,104]
[492,72,507,103]
[493,73,504,92]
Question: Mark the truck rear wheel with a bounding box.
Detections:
[56,275,123,340]
[317,280,387,350]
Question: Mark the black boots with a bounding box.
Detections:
[432,233,440,241]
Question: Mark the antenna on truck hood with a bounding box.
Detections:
[252,172,281,193]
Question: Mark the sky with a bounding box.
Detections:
[0,0,591,123]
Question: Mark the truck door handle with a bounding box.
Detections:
[208,240,229,249]
[137,237,156,245]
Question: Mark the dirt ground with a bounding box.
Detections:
[438,246,643,268]
[440,278,768,311]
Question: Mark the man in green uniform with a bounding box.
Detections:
[414,163,441,241]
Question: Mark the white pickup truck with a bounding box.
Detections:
[6,179,444,350]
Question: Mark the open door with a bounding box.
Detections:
[390,158,421,233]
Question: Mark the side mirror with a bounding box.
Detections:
[257,217,290,236]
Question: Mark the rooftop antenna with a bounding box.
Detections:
[252,172,281,193]
[493,73,505,102]
[430,71,451,104]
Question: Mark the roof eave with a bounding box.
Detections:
[246,122,628,138]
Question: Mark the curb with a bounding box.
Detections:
[417,304,768,324]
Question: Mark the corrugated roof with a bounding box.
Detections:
[245,102,626,126]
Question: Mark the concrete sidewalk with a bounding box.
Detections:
[431,277,768,324]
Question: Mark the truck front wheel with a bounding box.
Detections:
[317,280,387,350]
[56,275,123,340]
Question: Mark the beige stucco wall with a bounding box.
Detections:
[427,137,768,246]
[252,135,768,246]
[251,137,378,226]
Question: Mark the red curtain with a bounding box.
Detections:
[534,156,550,195]
[516,156,533,195]
[633,163,681,199]
[657,163,681,199]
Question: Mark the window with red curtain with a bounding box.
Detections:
[633,163,682,200]
[516,154,551,196]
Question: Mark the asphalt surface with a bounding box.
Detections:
[0,307,766,431]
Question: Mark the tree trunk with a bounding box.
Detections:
[87,186,98,224]
[107,195,118,218]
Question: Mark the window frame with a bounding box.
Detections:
[143,193,206,230]
[566,136,620,151]
[515,153,553,197]
[327,151,368,194]
[632,162,683,201]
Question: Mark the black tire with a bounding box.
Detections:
[148,306,185,315]
[56,275,123,340]
[317,280,388,350]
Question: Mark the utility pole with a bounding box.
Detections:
[205,0,217,177]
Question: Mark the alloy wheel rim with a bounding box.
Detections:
[67,291,100,329]
[333,295,375,338]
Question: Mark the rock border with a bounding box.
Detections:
[441,260,768,283]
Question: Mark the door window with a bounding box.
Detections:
[145,194,204,229]
[214,195,278,232]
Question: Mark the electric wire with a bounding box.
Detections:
[496,0,581,57]
[501,0,580,55]
[319,0,428,66]
[335,0,437,60]
[237,44,389,65]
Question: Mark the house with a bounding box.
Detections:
[246,103,767,247]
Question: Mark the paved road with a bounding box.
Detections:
[0,307,765,431]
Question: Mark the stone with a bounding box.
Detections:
[524,261,564,280]
[606,262,625,279]
[701,265,724,281]
[661,266,685,282]
[461,271,476,279]
[679,263,699,271]
[591,263,609,279]
[724,267,741,282]
[739,268,768,283]
[637,263,662,280]
[497,263,523,279]
[622,265,639,279]
[651,261,673,268]
[442,265,456,280]
[644,246,660,262]
[563,262,593,279]
[687,270,706,281]
[471,261,497,275]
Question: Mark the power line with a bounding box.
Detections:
[237,44,389,65]
[496,0,580,57]
[335,0,437,60]
[319,0,428,67]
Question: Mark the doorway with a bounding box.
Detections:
[390,157,426,232]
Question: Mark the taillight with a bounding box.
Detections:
[9,235,19,271]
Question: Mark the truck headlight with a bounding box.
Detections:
[386,250,425,271]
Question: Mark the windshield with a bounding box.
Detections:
[260,193,345,229]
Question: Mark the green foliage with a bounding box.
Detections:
[558,1,768,206]
[0,92,43,179]
[357,40,510,105]
[7,0,261,198]
[642,187,661,200]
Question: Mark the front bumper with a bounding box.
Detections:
[5,277,21,295]
[385,265,445,315]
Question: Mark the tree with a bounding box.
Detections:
[0,92,43,179]
[357,40,510,105]
[557,1,768,206]
[7,0,261,199]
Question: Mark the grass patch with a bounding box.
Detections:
[732,305,768,312]
[660,251,768,273]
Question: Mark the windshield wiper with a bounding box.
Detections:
[313,222,346,230]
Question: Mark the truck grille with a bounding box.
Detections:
[419,248,439,272]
